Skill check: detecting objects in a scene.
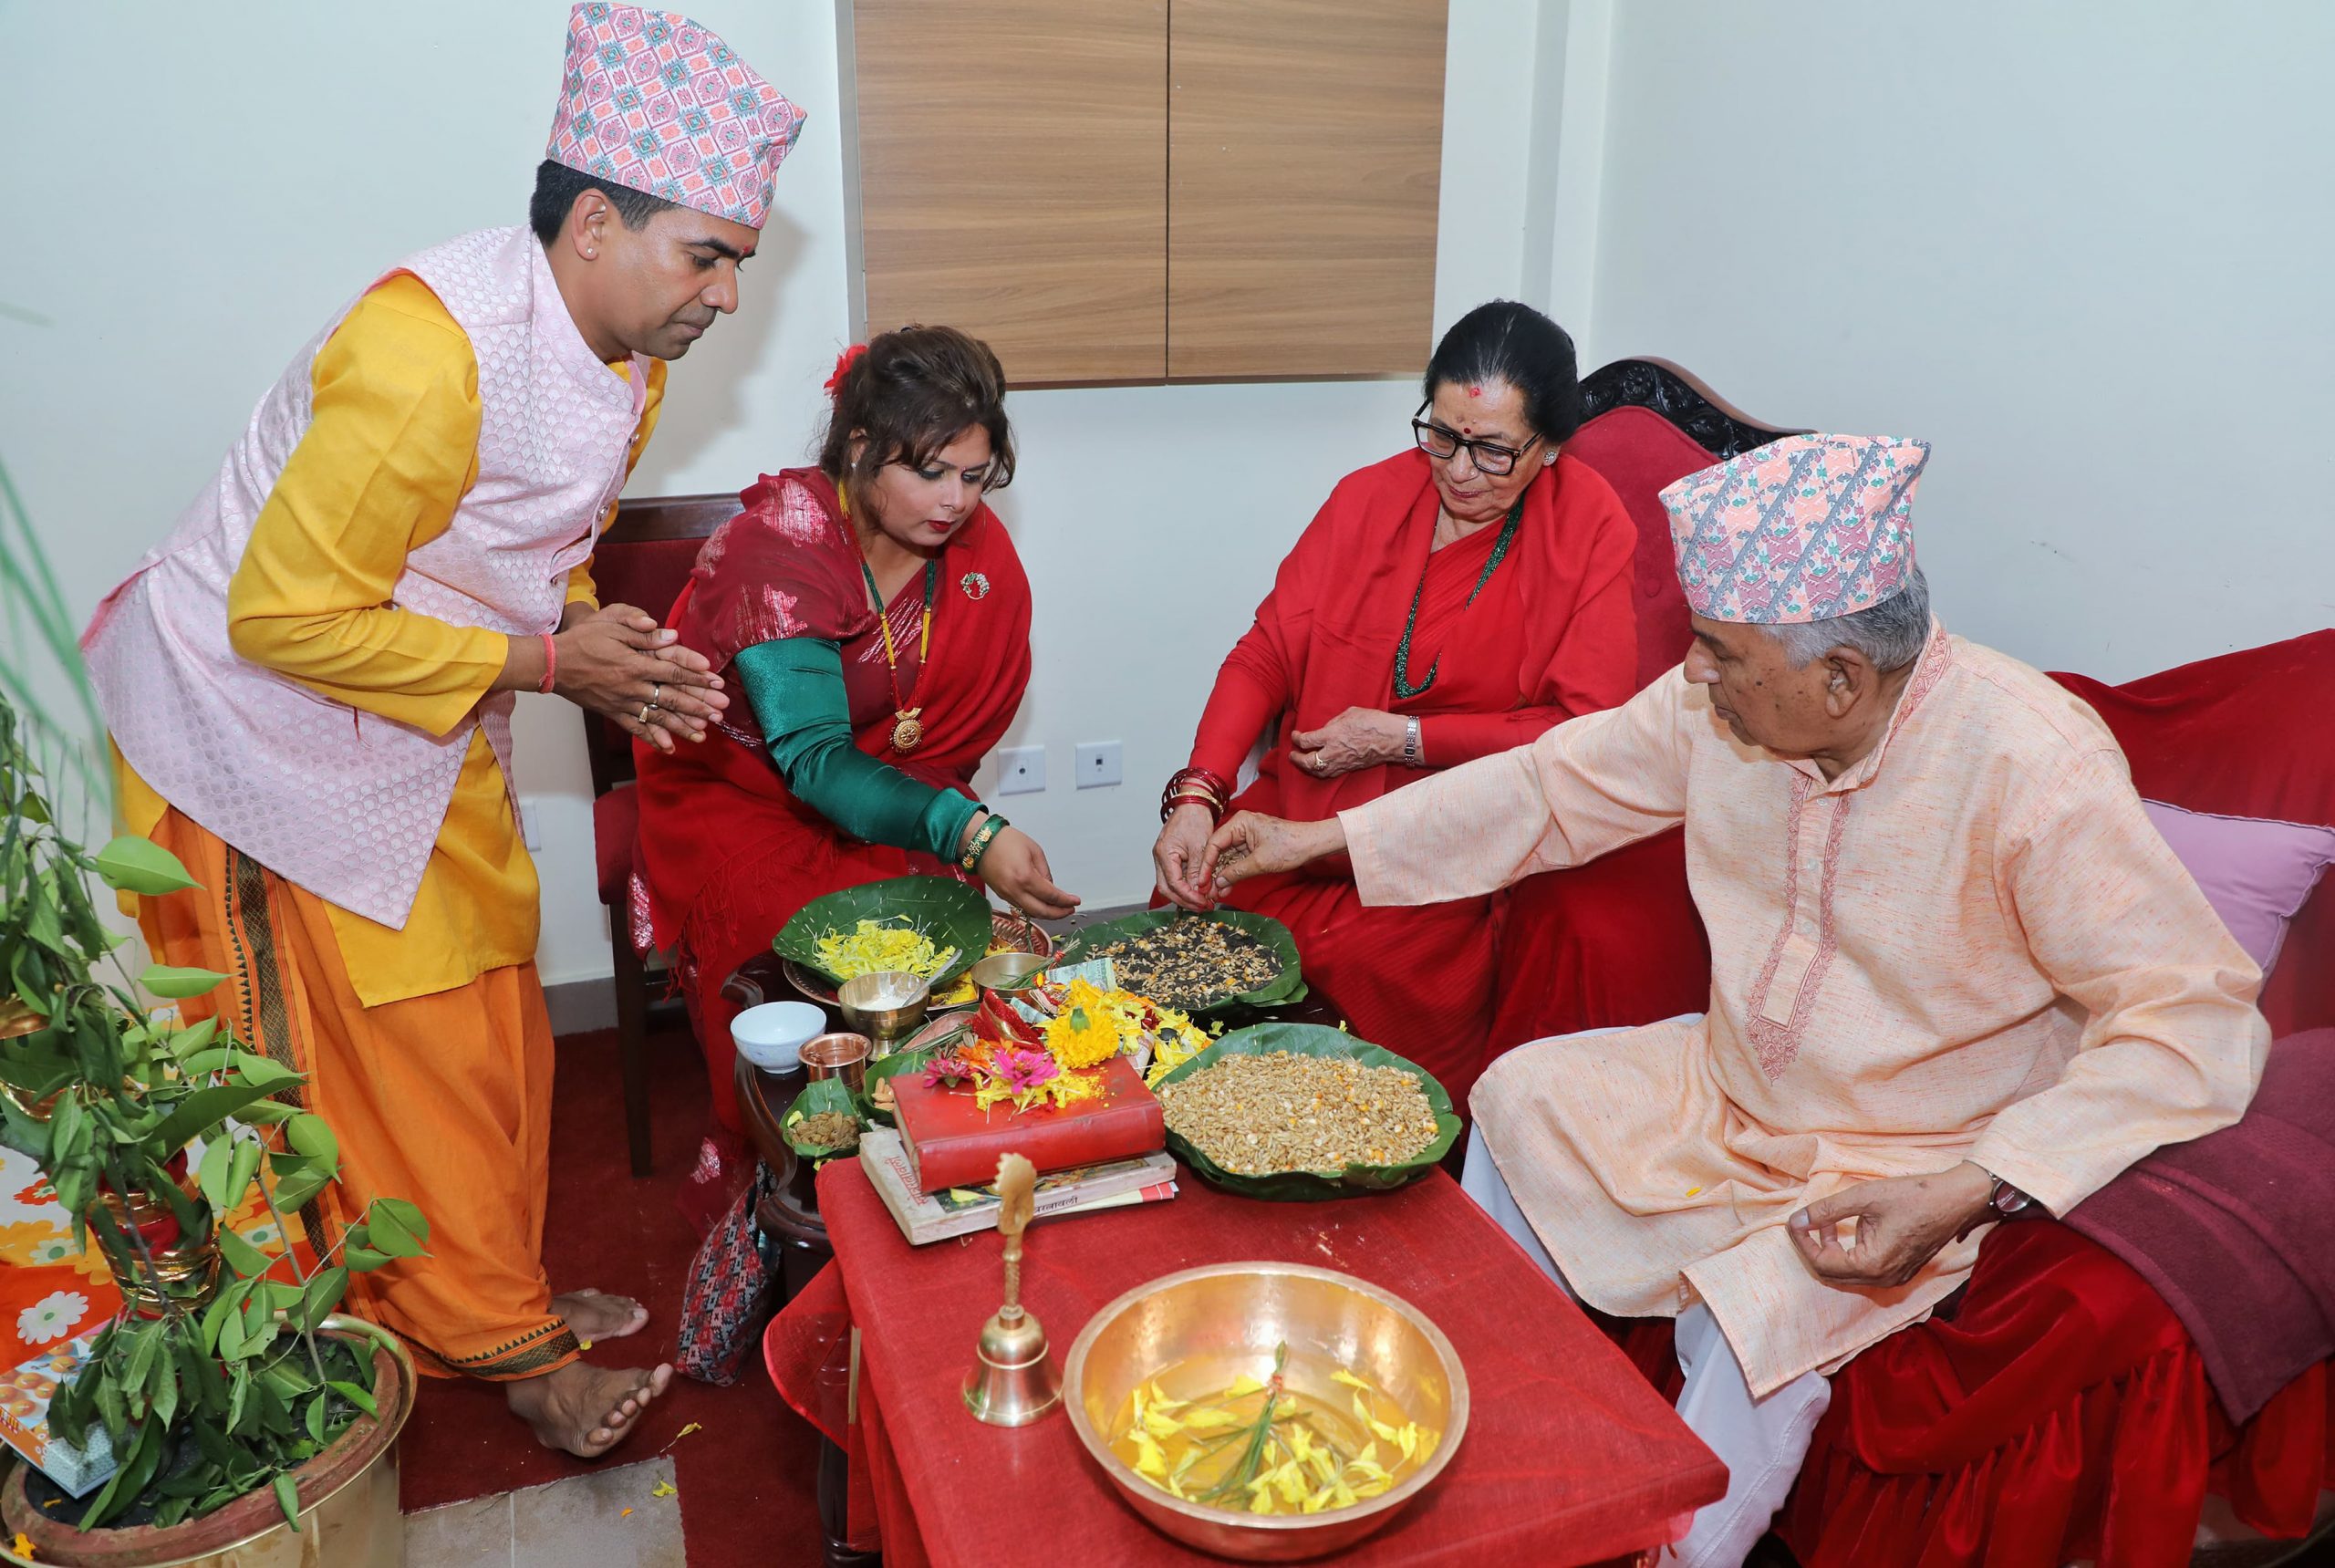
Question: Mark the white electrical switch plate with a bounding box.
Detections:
[1074,741,1123,789]
[998,746,1045,795]
[518,798,544,852]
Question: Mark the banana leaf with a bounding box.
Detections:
[773,876,992,989]
[781,1077,866,1163]
[1054,909,1304,1014]
[1151,1023,1459,1201]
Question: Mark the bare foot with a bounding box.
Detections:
[553,1288,649,1341]
[507,1361,674,1459]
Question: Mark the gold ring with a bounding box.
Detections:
[638,702,653,724]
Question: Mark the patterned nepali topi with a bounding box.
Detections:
[545,3,806,231]
[1662,433,1930,624]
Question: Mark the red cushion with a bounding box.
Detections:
[591,782,639,907]
[1562,405,1717,691]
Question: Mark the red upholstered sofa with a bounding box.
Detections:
[1531,361,2334,1566]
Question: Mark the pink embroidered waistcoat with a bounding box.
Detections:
[83,225,649,929]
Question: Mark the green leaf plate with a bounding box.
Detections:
[780,1077,867,1162]
[1151,1022,1459,1202]
[773,876,994,990]
[1054,909,1306,1014]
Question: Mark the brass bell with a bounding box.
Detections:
[962,1152,1061,1426]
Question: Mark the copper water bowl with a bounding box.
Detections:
[1063,1262,1468,1562]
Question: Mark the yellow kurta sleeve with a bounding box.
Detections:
[1967,747,2268,1215]
[223,274,504,738]
[560,358,668,617]
[1341,668,1697,909]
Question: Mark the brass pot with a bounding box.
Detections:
[0,1314,415,1568]
[1064,1262,1468,1562]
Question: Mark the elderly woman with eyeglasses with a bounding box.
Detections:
[1152,301,1638,1110]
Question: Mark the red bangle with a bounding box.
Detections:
[537,632,557,695]
[1161,766,1233,824]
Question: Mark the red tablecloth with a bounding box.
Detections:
[765,1161,1725,1567]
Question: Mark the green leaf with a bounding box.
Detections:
[165,1015,222,1061]
[226,1137,263,1207]
[273,1472,302,1531]
[91,836,200,895]
[219,1227,274,1279]
[198,1136,234,1207]
[150,1338,181,1429]
[228,1050,301,1089]
[47,1087,84,1161]
[124,1319,161,1391]
[366,1202,424,1259]
[149,1080,296,1159]
[371,1196,428,1245]
[327,1378,379,1419]
[298,1266,348,1332]
[772,874,995,988]
[285,1113,337,1169]
[139,963,228,1000]
[270,1166,331,1212]
[342,1242,394,1272]
[237,1097,296,1125]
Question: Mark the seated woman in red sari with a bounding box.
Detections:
[637,327,1079,1146]
[1152,302,1637,1110]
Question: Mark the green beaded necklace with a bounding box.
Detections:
[1391,494,1528,700]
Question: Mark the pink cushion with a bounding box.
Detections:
[2143,800,2335,975]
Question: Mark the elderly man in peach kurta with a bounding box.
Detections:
[1202,433,2267,1567]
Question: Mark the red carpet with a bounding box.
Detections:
[396,1022,826,1565]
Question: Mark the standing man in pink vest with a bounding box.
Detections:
[81,5,804,1458]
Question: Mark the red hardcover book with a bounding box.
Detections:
[891,1054,1167,1193]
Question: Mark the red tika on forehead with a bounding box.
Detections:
[1468,384,1484,397]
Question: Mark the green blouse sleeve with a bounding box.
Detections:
[732,638,983,864]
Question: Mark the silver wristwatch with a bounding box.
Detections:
[1988,1174,2032,1219]
[1403,715,1423,767]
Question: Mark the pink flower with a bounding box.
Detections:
[924,1054,975,1088]
[993,1048,1059,1096]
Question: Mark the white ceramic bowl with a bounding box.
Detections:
[731,1001,825,1073]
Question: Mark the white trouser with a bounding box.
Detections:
[1461,1120,1832,1568]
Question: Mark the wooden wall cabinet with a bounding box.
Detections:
[846,0,1447,387]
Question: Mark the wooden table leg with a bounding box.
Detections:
[818,1434,881,1568]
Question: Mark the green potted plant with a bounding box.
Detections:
[0,469,425,1562]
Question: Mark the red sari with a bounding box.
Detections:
[1185,449,1638,1110]
[635,468,1032,1132]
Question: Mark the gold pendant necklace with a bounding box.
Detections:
[844,488,938,754]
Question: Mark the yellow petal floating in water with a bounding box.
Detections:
[1224,1373,1265,1397]
[1396,1422,1419,1461]
[1134,1434,1168,1478]
[1310,1446,1340,1485]
[1354,1440,1380,1471]
[1250,1490,1277,1515]
[1147,1380,1187,1413]
[1333,1482,1357,1509]
[1302,1485,1333,1514]
[1352,1390,1374,1428]
[1330,1368,1374,1392]
[1369,1416,1401,1442]
[1287,1424,1313,1462]
[1143,1408,1185,1440]
[1275,1460,1309,1505]
[1181,1408,1242,1431]
[1166,1472,1188,1500]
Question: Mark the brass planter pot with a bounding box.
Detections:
[0,1316,415,1568]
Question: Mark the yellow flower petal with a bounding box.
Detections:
[1249,1489,1277,1515]
[1134,1435,1168,1478]
[1143,1408,1184,1439]
[649,1480,678,1499]
[1396,1422,1419,1461]
[1287,1424,1313,1462]
[1182,1408,1242,1430]
[1330,1368,1374,1391]
[1369,1417,1400,1442]
[1224,1373,1265,1397]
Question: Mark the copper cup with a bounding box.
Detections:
[800,1032,871,1096]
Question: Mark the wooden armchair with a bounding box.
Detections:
[582,492,735,1177]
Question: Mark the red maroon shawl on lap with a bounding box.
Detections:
[2063,1027,2335,1423]
[1184,450,1637,1105]
[635,467,1031,1128]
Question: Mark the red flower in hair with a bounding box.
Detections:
[825,342,868,398]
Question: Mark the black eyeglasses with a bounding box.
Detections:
[1412,401,1539,476]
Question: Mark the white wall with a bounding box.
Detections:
[1574,2,2335,682]
[0,0,1561,988]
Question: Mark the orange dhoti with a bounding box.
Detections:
[135,805,579,1383]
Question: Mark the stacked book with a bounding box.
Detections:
[859,1127,1176,1245]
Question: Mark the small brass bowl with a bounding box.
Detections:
[1064,1262,1468,1562]
[968,950,1050,992]
[836,971,931,1056]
